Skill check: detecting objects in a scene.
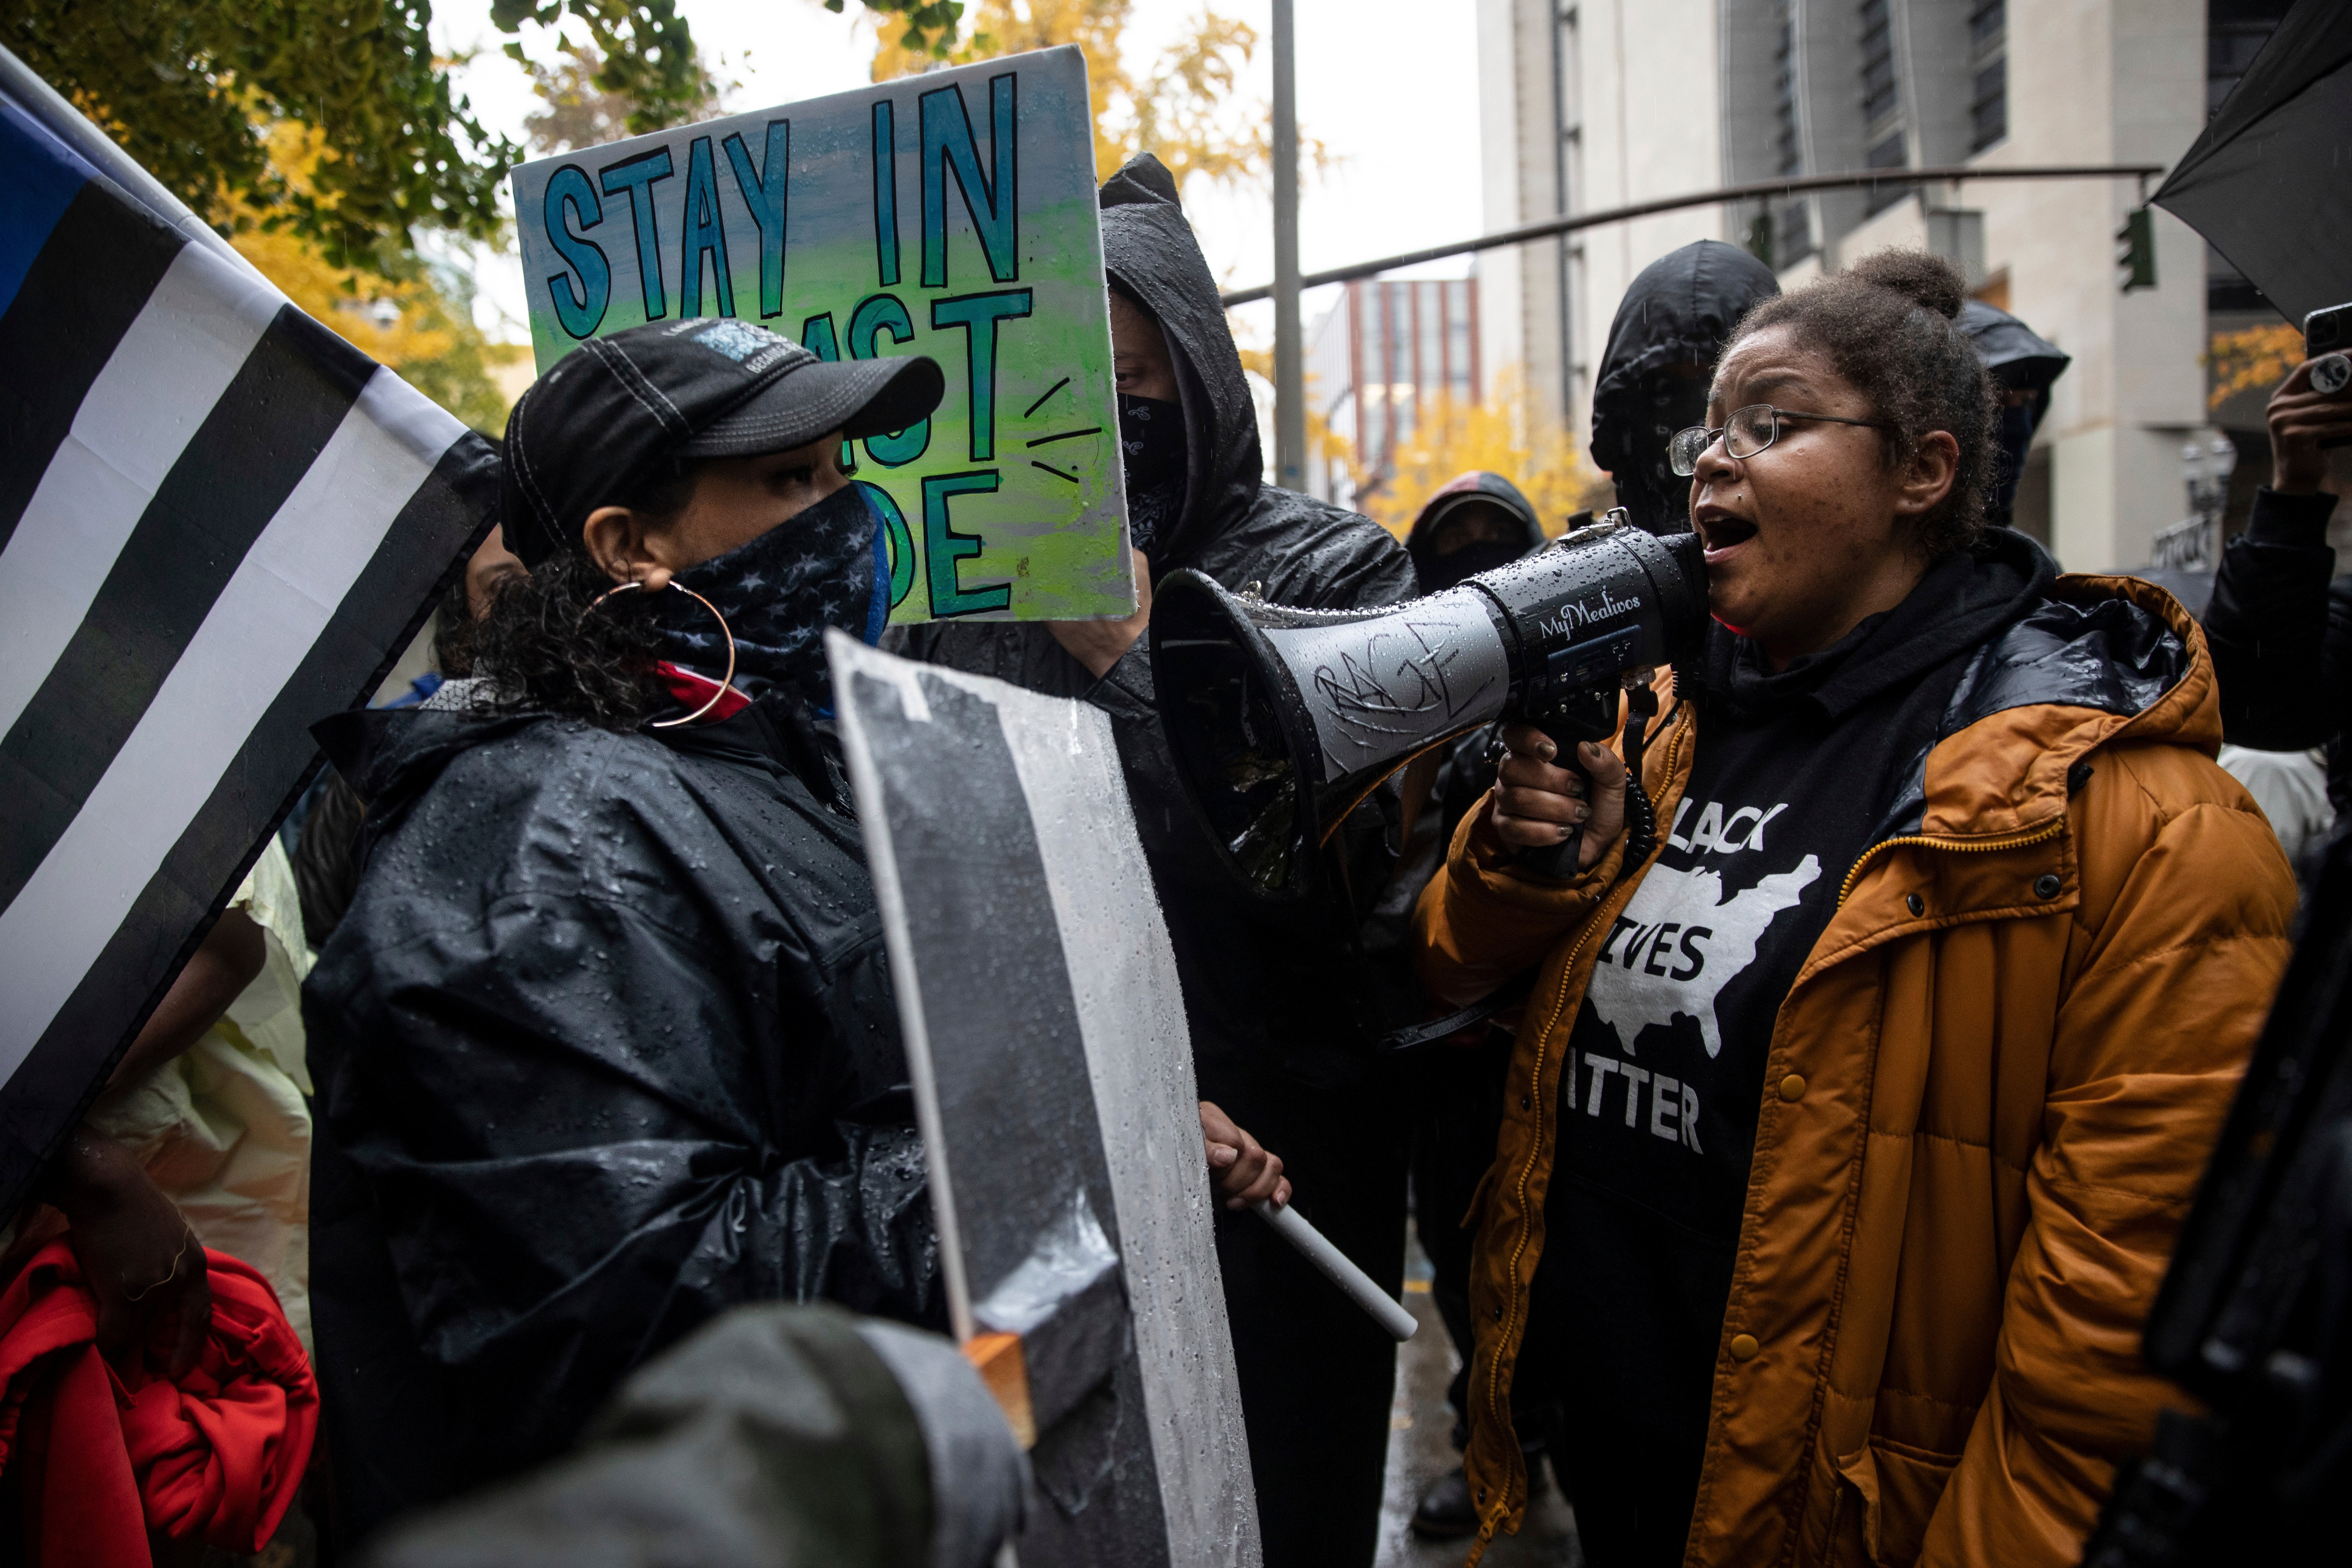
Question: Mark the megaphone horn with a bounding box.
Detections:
[1152,514,1709,901]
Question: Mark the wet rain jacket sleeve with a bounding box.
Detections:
[2204,486,2352,753]
[1920,742,2294,1567]
[1413,733,1636,1008]
[309,726,938,1476]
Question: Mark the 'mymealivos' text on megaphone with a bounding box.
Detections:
[1151,513,1708,900]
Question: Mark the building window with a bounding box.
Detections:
[1969,1,2006,151]
[1772,2,1802,178]
[1864,130,1907,215]
[1447,282,1474,397]
[1859,0,1898,129]
[1766,0,1811,268]
[1970,61,2006,150]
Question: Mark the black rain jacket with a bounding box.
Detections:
[304,695,939,1536]
[2205,484,2352,814]
[888,152,1418,1082]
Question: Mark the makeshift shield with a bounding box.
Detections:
[829,633,1259,1568]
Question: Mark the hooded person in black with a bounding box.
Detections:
[890,153,1419,1565]
[1957,299,2070,536]
[1589,240,1780,535]
[1371,472,1571,1539]
[2204,349,2352,825]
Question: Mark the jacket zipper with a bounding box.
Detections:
[1833,815,2068,907]
[1480,699,1692,1526]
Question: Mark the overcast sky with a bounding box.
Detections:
[427,0,1486,348]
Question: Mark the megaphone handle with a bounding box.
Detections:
[1513,713,1588,880]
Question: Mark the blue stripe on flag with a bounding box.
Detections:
[0,94,97,320]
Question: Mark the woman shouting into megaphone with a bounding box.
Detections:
[1418,250,2295,1568]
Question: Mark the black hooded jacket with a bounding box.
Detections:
[303,695,939,1532]
[1589,240,1780,533]
[890,155,1418,1079]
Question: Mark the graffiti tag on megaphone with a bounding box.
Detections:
[1264,593,1513,778]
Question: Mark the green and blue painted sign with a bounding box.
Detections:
[510,46,1131,622]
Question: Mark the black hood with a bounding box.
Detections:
[1958,299,2070,396]
[1099,154,1269,573]
[1589,240,1781,475]
[1590,240,1784,433]
[1403,471,1545,591]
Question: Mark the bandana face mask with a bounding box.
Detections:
[1117,393,1186,554]
[653,481,888,715]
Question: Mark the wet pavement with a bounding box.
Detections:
[1374,1233,1582,1568]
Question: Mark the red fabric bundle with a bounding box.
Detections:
[0,1240,317,1568]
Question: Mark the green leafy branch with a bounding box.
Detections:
[821,0,966,57]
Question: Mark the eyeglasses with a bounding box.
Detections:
[1668,405,1897,476]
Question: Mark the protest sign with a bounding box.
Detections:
[509,46,1130,624]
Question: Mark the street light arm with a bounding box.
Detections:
[1219,164,2169,307]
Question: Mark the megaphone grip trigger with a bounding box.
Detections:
[1512,707,1601,879]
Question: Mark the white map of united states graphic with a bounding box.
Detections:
[1587,855,1824,1059]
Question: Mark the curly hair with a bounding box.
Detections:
[465,456,706,731]
[1727,249,1997,558]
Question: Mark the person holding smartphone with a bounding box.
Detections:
[2203,308,2352,833]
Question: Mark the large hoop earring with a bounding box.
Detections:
[585,579,739,729]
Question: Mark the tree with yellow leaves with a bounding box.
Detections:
[220,122,519,433]
[1347,370,1602,540]
[868,0,1279,192]
[2209,321,2307,413]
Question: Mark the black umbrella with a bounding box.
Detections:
[2153,0,2352,326]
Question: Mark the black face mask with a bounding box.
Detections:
[653,481,886,716]
[1424,536,1525,594]
[1118,392,1186,555]
[1612,374,1714,534]
[1990,400,2039,521]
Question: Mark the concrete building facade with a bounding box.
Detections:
[1475,0,2289,573]
[1304,277,1482,507]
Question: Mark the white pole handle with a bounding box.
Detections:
[1250,1199,1418,1342]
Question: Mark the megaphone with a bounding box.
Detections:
[1151,513,1709,900]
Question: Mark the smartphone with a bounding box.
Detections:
[2304,301,2352,355]
[2305,303,2352,405]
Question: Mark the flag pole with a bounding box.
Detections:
[1270,0,1306,493]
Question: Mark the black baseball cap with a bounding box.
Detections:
[500,318,945,567]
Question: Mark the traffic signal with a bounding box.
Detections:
[2117,207,2157,293]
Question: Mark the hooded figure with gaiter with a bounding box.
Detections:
[889,152,1419,1566]
[1589,240,1780,535]
[1375,473,1565,1540]
[1956,299,2070,538]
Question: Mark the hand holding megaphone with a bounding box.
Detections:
[1491,727,1628,875]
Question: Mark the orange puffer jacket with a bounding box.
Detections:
[1413,576,2297,1568]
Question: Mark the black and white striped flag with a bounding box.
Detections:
[0,56,495,1210]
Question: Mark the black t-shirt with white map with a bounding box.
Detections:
[1521,536,2052,1562]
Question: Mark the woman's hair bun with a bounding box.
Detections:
[1843,249,1966,319]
